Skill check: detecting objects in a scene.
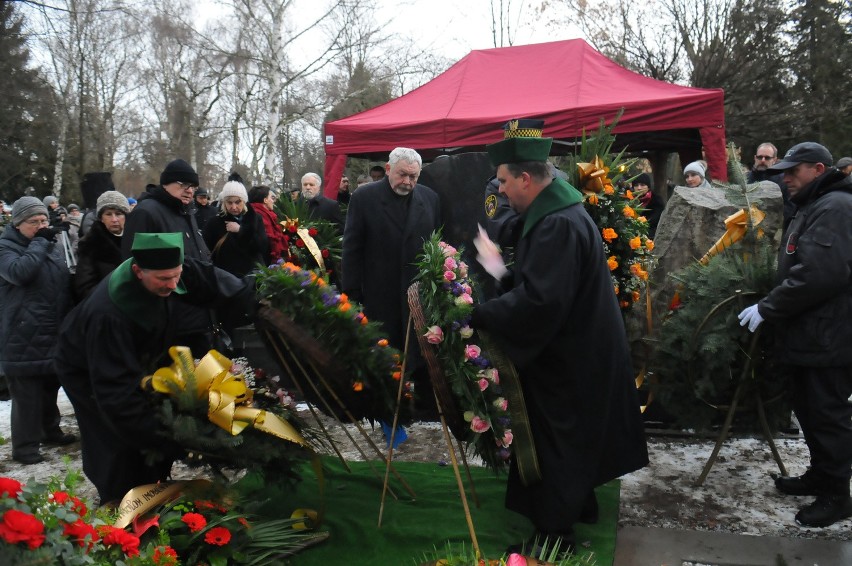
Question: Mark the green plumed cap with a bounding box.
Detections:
[486,118,553,166]
[131,232,184,270]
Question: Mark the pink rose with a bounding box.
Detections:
[470,416,491,433]
[442,244,458,257]
[486,368,500,383]
[443,257,458,270]
[464,345,481,360]
[459,326,473,339]
[455,293,473,305]
[462,284,472,295]
[502,430,514,447]
[507,553,526,566]
[423,325,444,344]
[443,270,456,282]
[493,397,508,411]
[478,378,489,391]
[458,262,469,277]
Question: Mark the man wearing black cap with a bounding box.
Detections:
[471,119,648,556]
[56,232,247,502]
[738,142,852,528]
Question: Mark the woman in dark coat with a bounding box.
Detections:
[0,197,76,465]
[631,173,665,238]
[203,181,268,277]
[73,191,130,301]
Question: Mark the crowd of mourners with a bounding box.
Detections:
[1,135,851,554]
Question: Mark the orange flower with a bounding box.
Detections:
[339,302,352,313]
[632,290,641,302]
[607,256,618,271]
[629,236,641,250]
[603,184,615,195]
[316,278,326,287]
[352,381,364,392]
[602,228,618,242]
[623,206,636,219]
[619,300,630,308]
[339,293,349,303]
[629,263,642,277]
[614,285,619,295]
[392,371,402,381]
[645,239,655,251]
[377,338,389,347]
[637,216,647,223]
[587,193,599,206]
[625,190,634,199]
[360,316,369,325]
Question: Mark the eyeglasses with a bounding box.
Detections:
[22,218,49,226]
[176,181,198,190]
[755,155,774,161]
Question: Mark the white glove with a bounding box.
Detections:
[473,223,508,280]
[737,304,764,333]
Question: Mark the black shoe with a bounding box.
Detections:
[13,453,45,465]
[795,495,852,527]
[776,471,824,496]
[42,432,77,446]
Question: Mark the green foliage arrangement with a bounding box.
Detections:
[558,113,654,313]
[414,233,512,472]
[254,260,404,423]
[651,147,790,432]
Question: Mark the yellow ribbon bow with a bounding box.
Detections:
[143,346,308,447]
[576,155,614,195]
[699,205,766,265]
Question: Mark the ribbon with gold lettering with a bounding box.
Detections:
[296,227,326,272]
[576,155,614,195]
[142,346,309,447]
[114,479,211,529]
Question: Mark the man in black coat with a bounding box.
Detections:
[748,142,795,229]
[471,119,648,555]
[738,142,852,528]
[192,187,217,231]
[342,147,441,371]
[299,172,345,233]
[55,232,249,503]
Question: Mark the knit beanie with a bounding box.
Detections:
[96,190,130,217]
[683,161,706,179]
[12,196,49,226]
[632,173,652,188]
[160,159,199,187]
[219,181,248,202]
[43,195,58,207]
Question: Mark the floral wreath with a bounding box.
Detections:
[414,233,512,471]
[274,197,341,276]
[255,260,404,423]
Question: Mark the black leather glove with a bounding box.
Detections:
[33,227,59,242]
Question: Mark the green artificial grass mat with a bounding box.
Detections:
[254,457,618,565]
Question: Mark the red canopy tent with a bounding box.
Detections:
[323,39,726,196]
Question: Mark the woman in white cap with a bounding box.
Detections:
[202,180,268,277]
[0,196,76,465]
[73,191,130,301]
[683,160,712,189]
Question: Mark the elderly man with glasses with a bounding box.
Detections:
[748,142,795,229]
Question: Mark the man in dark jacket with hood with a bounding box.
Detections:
[738,142,852,528]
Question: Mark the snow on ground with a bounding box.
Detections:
[1,390,849,542]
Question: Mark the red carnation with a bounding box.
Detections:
[52,490,71,505]
[204,526,232,546]
[0,477,23,499]
[99,525,140,556]
[181,512,207,532]
[308,227,318,237]
[295,239,305,248]
[70,496,87,516]
[321,248,330,258]
[153,545,179,565]
[63,519,99,551]
[287,225,297,234]
[0,509,46,549]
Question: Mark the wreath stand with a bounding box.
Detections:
[254,302,417,503]
[691,291,788,487]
